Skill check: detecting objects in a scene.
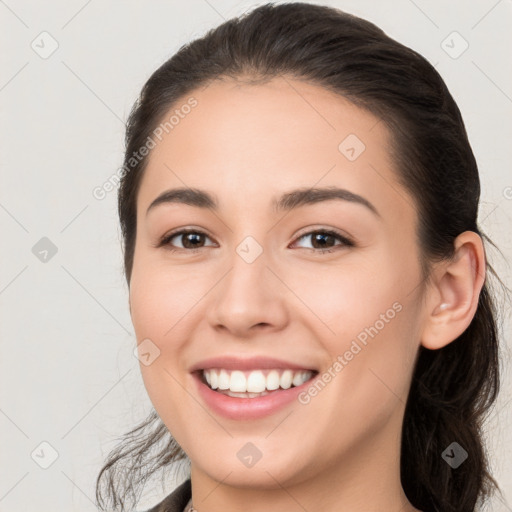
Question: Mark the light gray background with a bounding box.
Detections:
[1,1,511,510]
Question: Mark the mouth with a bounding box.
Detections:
[194,368,319,399]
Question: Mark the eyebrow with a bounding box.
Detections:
[146,186,380,218]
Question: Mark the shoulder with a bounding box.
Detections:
[141,478,192,512]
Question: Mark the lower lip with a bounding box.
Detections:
[192,371,316,420]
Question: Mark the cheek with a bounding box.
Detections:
[307,255,419,407]
[129,269,193,418]
[323,294,419,424]
[129,261,212,401]
[287,254,400,339]
[129,257,200,339]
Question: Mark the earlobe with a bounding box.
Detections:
[421,231,486,350]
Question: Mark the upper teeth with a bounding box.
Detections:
[203,369,314,393]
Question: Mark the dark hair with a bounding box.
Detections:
[96,3,507,511]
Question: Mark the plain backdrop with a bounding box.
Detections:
[1,1,511,510]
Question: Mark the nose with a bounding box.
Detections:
[206,245,289,338]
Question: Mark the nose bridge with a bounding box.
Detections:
[223,234,272,308]
[208,233,287,334]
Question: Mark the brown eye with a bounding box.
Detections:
[159,230,216,252]
[177,232,206,249]
[309,232,337,249]
[292,229,354,254]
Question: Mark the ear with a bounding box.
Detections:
[421,231,486,350]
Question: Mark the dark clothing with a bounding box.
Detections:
[143,478,192,512]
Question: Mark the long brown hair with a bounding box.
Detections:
[96,3,507,511]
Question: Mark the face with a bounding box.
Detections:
[129,76,426,490]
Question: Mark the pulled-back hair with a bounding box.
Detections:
[96,3,506,511]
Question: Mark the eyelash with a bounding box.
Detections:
[157,228,355,255]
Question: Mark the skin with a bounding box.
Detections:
[128,76,485,512]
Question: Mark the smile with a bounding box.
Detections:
[202,368,316,397]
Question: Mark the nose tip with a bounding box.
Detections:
[207,260,288,337]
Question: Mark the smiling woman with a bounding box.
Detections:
[95,3,505,512]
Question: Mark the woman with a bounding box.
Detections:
[96,3,505,511]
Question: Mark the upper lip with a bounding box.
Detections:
[189,356,318,373]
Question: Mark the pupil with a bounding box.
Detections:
[314,233,332,248]
[184,233,202,248]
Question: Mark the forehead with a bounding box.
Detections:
[136,76,411,222]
